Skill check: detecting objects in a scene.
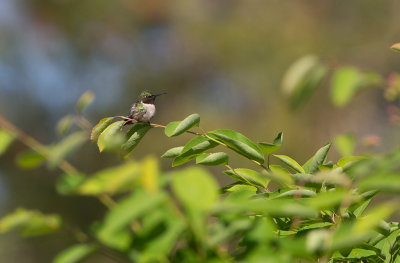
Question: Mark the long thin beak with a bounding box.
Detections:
[153,92,167,97]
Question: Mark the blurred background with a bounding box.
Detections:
[1,0,400,262]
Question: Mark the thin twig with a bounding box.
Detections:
[0,114,116,209]
[115,115,269,172]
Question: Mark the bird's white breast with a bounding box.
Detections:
[141,103,156,122]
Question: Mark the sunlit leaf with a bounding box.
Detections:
[172,136,218,167]
[248,199,319,218]
[161,146,183,158]
[375,228,400,261]
[305,189,355,210]
[292,170,352,188]
[79,162,140,195]
[334,134,356,156]
[97,121,125,152]
[224,168,269,189]
[0,208,61,237]
[331,67,382,107]
[96,189,165,250]
[164,114,200,137]
[259,132,283,155]
[196,152,228,166]
[306,229,331,253]
[164,121,180,137]
[332,204,394,251]
[122,123,151,156]
[171,167,218,213]
[0,128,15,156]
[76,91,95,113]
[273,155,305,173]
[90,117,114,142]
[53,243,98,263]
[332,248,377,261]
[264,165,295,187]
[354,204,394,234]
[303,143,331,174]
[56,173,86,195]
[281,55,328,109]
[15,150,45,170]
[56,115,74,136]
[139,215,185,261]
[331,67,361,107]
[208,129,264,164]
[358,173,400,193]
[274,189,316,199]
[337,156,367,168]
[48,132,87,168]
[140,156,159,193]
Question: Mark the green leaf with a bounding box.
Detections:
[224,168,269,189]
[281,55,328,109]
[273,155,305,173]
[358,173,400,193]
[275,189,316,199]
[331,67,361,107]
[96,189,165,250]
[332,205,394,251]
[337,156,367,168]
[332,248,377,261]
[259,132,283,155]
[97,121,125,152]
[196,152,228,166]
[164,113,200,137]
[48,132,87,168]
[171,167,218,212]
[375,229,400,262]
[90,117,114,142]
[56,115,74,136]
[161,146,183,158]
[305,189,354,210]
[303,143,331,174]
[248,199,319,218]
[53,243,98,263]
[355,205,394,234]
[56,173,86,195]
[306,229,331,253]
[15,150,45,170]
[172,136,218,167]
[138,212,186,261]
[0,128,15,156]
[78,162,140,195]
[208,129,264,164]
[0,208,61,237]
[164,121,180,137]
[76,91,95,113]
[264,165,295,187]
[334,134,356,157]
[122,123,151,155]
[331,67,381,107]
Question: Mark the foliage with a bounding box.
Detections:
[2,48,400,262]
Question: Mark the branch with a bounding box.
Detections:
[0,114,116,209]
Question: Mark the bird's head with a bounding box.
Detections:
[139,91,167,104]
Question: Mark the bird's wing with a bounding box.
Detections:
[130,102,146,120]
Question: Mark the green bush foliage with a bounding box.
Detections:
[2,48,400,262]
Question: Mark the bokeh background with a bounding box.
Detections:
[1,0,400,262]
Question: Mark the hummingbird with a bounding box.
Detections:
[123,91,166,126]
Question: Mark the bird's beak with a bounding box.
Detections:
[153,92,167,97]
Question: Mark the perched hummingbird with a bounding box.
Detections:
[123,91,166,126]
